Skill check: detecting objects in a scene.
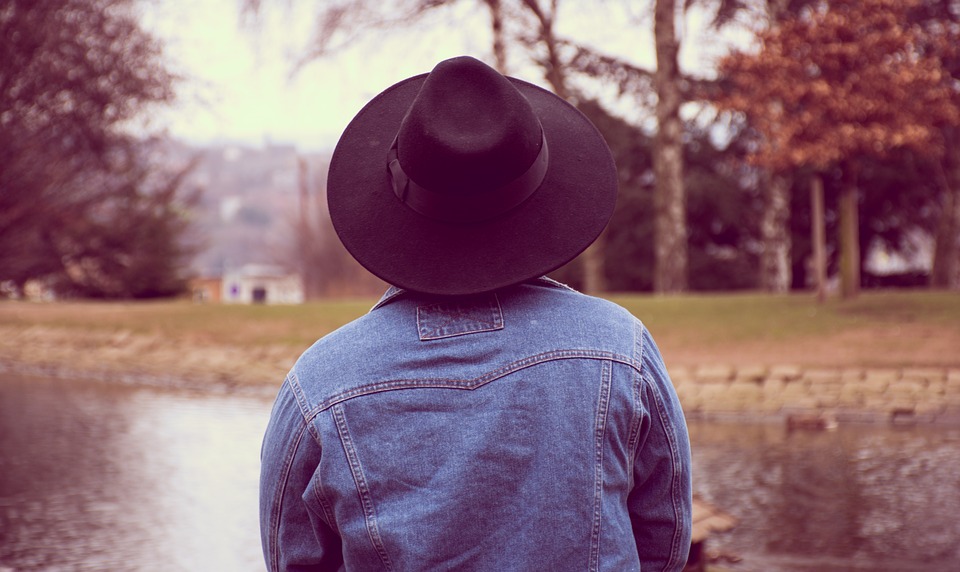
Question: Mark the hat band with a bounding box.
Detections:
[387,132,549,223]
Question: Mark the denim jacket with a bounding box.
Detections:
[260,278,692,571]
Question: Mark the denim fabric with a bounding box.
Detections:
[260,278,692,571]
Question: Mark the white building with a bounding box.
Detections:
[222,264,304,305]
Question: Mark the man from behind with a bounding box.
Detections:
[260,55,692,571]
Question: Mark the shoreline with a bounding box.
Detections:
[675,364,960,426]
[0,357,281,400]
[4,355,959,427]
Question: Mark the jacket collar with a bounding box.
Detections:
[369,276,576,313]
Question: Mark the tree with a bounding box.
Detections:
[293,155,386,298]
[571,99,761,293]
[0,0,187,298]
[246,0,780,294]
[564,0,803,294]
[243,0,616,292]
[652,0,688,293]
[52,145,202,299]
[715,0,960,298]
[910,0,960,289]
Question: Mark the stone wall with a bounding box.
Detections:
[671,365,960,425]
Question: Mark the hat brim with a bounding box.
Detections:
[327,73,617,296]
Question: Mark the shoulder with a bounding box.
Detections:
[509,279,642,328]
[495,280,647,361]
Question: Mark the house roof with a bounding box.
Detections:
[229,264,294,279]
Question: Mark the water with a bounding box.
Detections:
[0,375,272,571]
[1,375,958,571]
[688,421,960,571]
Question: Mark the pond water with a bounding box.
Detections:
[1,375,958,571]
[688,421,960,571]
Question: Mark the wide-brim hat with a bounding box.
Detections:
[327,56,617,296]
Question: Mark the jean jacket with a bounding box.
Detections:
[260,278,692,571]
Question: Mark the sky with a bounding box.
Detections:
[141,0,748,152]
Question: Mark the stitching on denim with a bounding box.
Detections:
[310,473,339,536]
[288,369,322,442]
[332,404,394,570]
[416,293,504,340]
[626,320,645,481]
[589,359,613,572]
[269,378,311,572]
[290,371,338,533]
[301,349,644,419]
[645,366,687,571]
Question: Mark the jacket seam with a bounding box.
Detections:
[589,359,613,572]
[310,466,339,535]
[333,404,394,570]
[640,350,687,571]
[288,370,323,443]
[268,379,312,572]
[627,320,646,480]
[299,349,643,420]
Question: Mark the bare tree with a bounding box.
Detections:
[652,0,687,293]
[0,0,191,298]
[243,0,622,292]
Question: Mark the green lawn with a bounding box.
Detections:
[2,290,959,370]
[610,290,960,344]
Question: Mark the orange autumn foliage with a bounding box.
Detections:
[715,0,960,172]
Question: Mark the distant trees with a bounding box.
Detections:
[244,0,717,293]
[913,0,960,289]
[293,157,385,298]
[0,0,195,298]
[244,0,959,295]
[243,0,612,291]
[716,0,960,296]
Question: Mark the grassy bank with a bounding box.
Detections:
[1,290,959,388]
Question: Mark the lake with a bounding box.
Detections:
[1,374,957,571]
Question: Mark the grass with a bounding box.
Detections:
[0,297,374,348]
[610,290,960,343]
[1,290,959,382]
[609,290,960,368]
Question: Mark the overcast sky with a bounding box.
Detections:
[141,0,745,152]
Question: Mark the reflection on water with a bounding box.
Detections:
[690,421,960,571]
[1,376,958,571]
[0,375,272,571]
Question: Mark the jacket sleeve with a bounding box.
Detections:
[260,378,343,572]
[629,324,693,571]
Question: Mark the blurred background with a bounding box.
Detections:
[3,0,958,301]
[2,1,960,571]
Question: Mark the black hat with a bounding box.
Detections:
[327,56,617,296]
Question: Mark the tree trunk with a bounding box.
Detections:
[297,157,316,300]
[930,144,960,289]
[757,0,793,294]
[810,174,827,303]
[581,234,606,294]
[930,187,960,289]
[484,0,508,73]
[521,0,607,294]
[760,172,792,292]
[838,171,860,299]
[652,0,687,293]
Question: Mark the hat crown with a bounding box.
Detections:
[327,54,617,295]
[396,57,543,195]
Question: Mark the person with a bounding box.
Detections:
[259,55,692,571]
